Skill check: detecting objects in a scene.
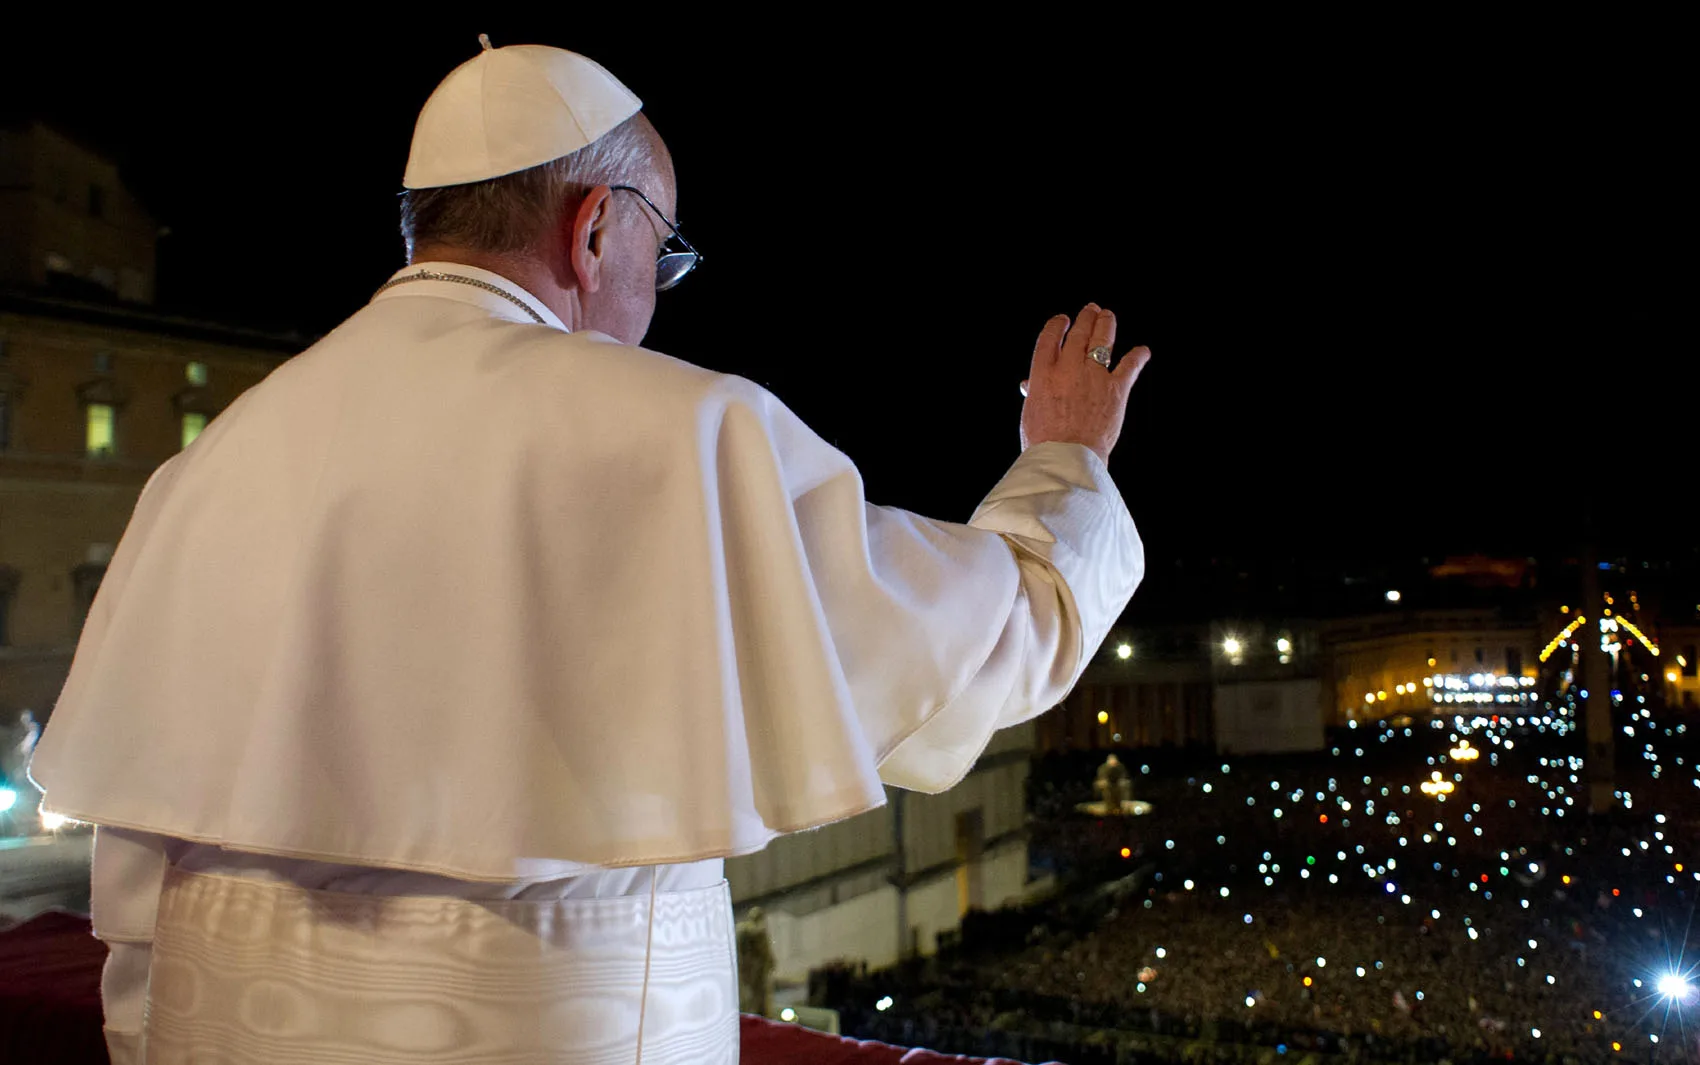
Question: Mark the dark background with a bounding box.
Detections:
[4,20,1686,606]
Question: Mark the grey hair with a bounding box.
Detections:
[399,115,656,257]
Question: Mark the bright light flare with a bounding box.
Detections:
[1116,643,1133,660]
[0,787,17,813]
[1656,973,1693,1001]
[1223,637,1243,656]
[40,808,71,831]
[875,995,894,1011]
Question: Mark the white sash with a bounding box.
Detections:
[139,866,737,1064]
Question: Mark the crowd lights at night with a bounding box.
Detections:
[1018,666,1700,1060]
[1429,673,1536,706]
[1656,973,1693,1001]
[1419,774,1455,796]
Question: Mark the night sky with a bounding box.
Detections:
[4,23,1687,599]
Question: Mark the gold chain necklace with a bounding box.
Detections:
[375,269,547,326]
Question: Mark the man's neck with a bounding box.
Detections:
[409,245,579,330]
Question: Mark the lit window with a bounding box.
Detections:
[181,412,207,449]
[186,361,208,387]
[86,403,115,457]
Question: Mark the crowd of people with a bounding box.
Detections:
[823,706,1700,1063]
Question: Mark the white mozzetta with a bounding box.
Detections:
[32,264,1143,883]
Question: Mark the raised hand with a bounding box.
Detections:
[1019,304,1150,463]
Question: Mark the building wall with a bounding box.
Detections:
[906,840,1031,956]
[1040,676,1216,753]
[0,308,290,717]
[1213,679,1325,754]
[0,124,157,301]
[0,131,32,291]
[726,723,1038,984]
[900,754,1027,875]
[0,312,277,469]
[905,868,962,958]
[1323,611,1540,725]
[0,479,139,651]
[728,806,894,908]
[0,646,76,728]
[0,311,283,659]
[759,837,1036,986]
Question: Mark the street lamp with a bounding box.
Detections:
[1223,637,1242,657]
[1116,643,1133,660]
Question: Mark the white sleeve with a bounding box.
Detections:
[728,380,1143,804]
[89,825,168,1064]
[870,442,1144,791]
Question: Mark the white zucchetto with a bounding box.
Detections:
[402,35,643,189]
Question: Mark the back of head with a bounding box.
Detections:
[400,116,658,258]
[396,38,661,258]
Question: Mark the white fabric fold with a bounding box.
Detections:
[138,867,738,1063]
[31,267,1144,882]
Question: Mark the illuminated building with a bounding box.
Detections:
[727,723,1041,1005]
[1043,619,1323,755]
[1323,608,1539,725]
[0,125,296,717]
[1660,625,1700,709]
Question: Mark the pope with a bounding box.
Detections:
[29,37,1152,1064]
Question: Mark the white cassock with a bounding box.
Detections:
[29,263,1144,1064]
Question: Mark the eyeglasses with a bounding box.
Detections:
[610,185,701,292]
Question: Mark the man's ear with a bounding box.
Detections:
[568,185,614,295]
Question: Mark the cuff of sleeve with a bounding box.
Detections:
[968,442,1143,669]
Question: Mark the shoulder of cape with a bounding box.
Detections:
[468,326,772,406]
[278,309,789,428]
[228,318,838,485]
[531,334,850,489]
[490,329,810,443]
